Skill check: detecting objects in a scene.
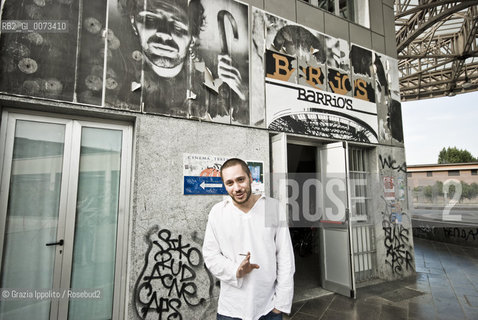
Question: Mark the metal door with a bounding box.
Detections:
[318,141,356,298]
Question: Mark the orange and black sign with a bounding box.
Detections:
[299,65,325,89]
[353,78,375,103]
[327,69,351,95]
[265,49,296,82]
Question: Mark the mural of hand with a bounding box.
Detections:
[218,54,246,101]
[236,252,260,278]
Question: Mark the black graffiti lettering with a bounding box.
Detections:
[444,227,478,242]
[379,154,406,173]
[134,227,211,320]
[316,92,325,105]
[168,299,182,320]
[382,206,414,275]
[345,98,353,110]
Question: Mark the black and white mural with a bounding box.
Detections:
[254,8,379,143]
[0,0,250,125]
[351,44,375,104]
[326,35,351,96]
[0,1,404,142]
[374,53,403,145]
[0,0,81,101]
[105,0,250,124]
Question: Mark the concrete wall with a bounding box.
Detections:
[413,220,478,248]
[372,144,415,280]
[128,115,270,319]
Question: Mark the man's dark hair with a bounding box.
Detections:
[123,0,205,37]
[220,158,251,181]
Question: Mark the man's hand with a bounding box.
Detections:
[236,252,260,278]
[217,54,246,101]
[272,308,281,314]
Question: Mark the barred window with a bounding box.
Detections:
[349,148,371,222]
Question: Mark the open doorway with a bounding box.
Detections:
[271,134,357,300]
[287,143,330,301]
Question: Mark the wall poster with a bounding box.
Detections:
[247,160,264,194]
[106,0,250,124]
[383,176,396,201]
[374,53,403,145]
[0,0,250,125]
[183,153,228,195]
[253,8,379,143]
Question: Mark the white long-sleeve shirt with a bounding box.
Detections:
[202,195,295,320]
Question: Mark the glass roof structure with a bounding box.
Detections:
[395,1,478,101]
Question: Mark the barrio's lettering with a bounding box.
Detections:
[297,88,353,110]
[354,79,368,100]
[328,70,351,95]
[299,66,324,88]
[266,50,296,82]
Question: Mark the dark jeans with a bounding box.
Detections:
[217,310,283,320]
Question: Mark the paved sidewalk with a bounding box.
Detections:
[286,238,478,320]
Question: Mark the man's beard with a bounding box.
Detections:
[230,186,252,205]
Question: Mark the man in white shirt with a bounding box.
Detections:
[202,158,295,320]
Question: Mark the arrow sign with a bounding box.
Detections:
[184,176,227,195]
[200,182,223,189]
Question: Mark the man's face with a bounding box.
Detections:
[134,0,191,76]
[222,164,253,205]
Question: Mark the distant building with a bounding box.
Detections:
[407,162,478,187]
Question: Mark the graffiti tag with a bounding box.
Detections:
[379,154,406,173]
[134,226,211,320]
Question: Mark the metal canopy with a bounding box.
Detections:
[395,1,478,101]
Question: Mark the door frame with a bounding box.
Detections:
[0,109,133,319]
[270,133,358,298]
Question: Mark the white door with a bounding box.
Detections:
[271,133,288,203]
[318,141,356,298]
[0,111,132,319]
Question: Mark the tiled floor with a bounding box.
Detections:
[286,238,478,320]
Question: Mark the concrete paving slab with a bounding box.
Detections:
[285,238,478,320]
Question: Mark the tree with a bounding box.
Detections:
[438,147,476,164]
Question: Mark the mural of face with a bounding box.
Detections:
[133,0,192,77]
[221,164,253,205]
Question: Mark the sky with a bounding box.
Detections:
[401,91,478,165]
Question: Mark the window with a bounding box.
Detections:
[349,148,370,222]
[304,0,370,28]
[427,171,433,177]
[448,170,460,176]
[348,147,376,282]
[472,169,477,175]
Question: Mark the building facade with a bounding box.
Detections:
[0,0,413,319]
[408,162,478,205]
[408,162,478,186]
